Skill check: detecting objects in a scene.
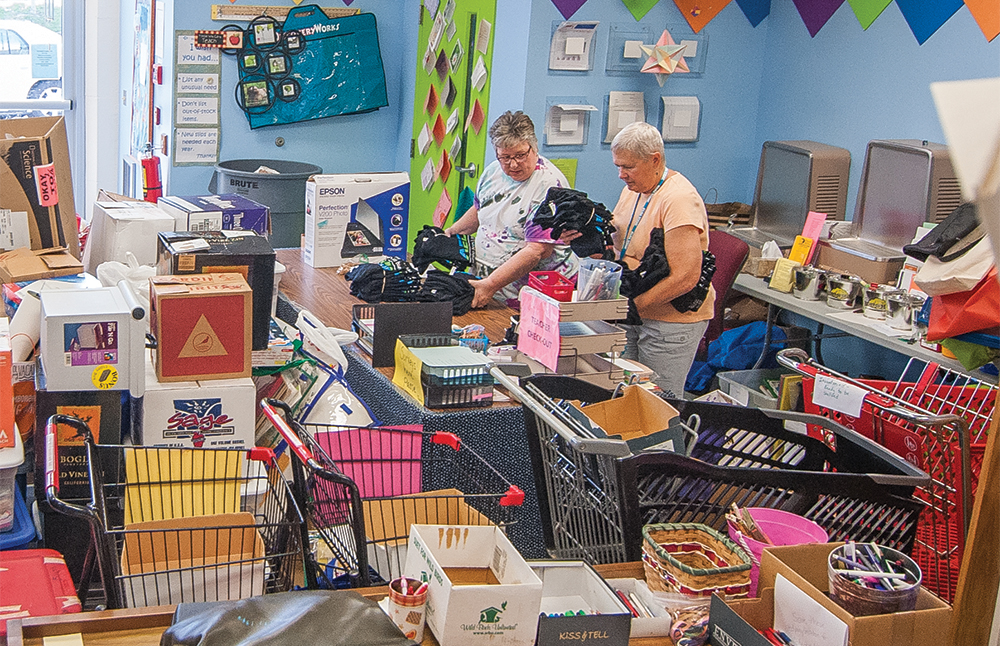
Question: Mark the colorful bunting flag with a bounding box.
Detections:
[735,0,771,27]
[623,0,661,21]
[896,0,964,44]
[964,0,1000,42]
[792,0,845,37]
[846,0,891,30]
[671,0,733,33]
[551,0,589,19]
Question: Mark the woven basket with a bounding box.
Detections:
[641,523,752,598]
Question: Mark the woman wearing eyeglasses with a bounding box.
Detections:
[445,110,577,308]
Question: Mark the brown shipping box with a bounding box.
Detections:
[757,543,951,646]
[0,246,82,283]
[0,116,80,258]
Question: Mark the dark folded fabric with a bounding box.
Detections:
[618,229,715,323]
[412,225,474,273]
[417,269,476,315]
[346,258,421,303]
[534,187,616,259]
[903,202,982,262]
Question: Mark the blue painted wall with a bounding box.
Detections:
[161,1,421,196]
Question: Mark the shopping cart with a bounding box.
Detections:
[43,414,305,609]
[261,399,524,589]
[493,370,930,568]
[777,347,998,602]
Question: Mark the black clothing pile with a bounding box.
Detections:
[533,187,616,259]
[411,225,475,273]
[618,228,716,325]
[417,269,476,316]
[345,257,422,303]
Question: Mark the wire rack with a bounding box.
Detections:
[778,347,997,603]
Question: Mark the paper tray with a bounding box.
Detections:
[558,297,629,323]
[558,320,627,355]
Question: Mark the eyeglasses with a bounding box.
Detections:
[497,149,532,165]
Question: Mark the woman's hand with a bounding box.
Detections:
[557,229,582,244]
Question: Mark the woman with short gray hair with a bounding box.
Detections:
[609,121,713,397]
[446,111,577,308]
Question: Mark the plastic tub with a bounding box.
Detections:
[209,159,323,249]
[528,271,574,302]
[0,430,25,532]
[727,508,828,597]
[717,368,792,409]
[828,543,920,616]
[0,488,36,550]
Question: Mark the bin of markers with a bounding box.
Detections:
[827,543,920,616]
[576,258,622,301]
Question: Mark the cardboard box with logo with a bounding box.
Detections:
[304,173,409,268]
[403,524,543,646]
[707,542,952,646]
[531,561,632,646]
[150,274,252,382]
[0,116,79,258]
[157,194,270,237]
[83,196,175,273]
[156,231,275,350]
[136,352,254,449]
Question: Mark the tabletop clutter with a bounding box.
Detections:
[0,116,987,645]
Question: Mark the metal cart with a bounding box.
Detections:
[261,399,524,588]
[778,347,997,602]
[493,369,930,569]
[43,414,305,609]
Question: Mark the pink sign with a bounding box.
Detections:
[517,287,561,371]
[34,163,59,207]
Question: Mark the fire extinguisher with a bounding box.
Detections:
[141,144,162,203]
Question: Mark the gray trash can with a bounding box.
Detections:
[210,159,322,249]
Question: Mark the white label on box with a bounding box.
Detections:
[170,238,211,253]
[176,97,219,125]
[0,209,30,251]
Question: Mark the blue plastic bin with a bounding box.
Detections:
[0,488,36,550]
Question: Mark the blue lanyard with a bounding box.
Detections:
[619,172,667,261]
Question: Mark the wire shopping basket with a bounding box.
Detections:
[43,415,305,609]
[494,370,930,568]
[778,347,997,602]
[261,399,524,589]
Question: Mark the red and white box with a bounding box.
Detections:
[0,318,14,448]
[0,549,82,636]
[150,273,252,382]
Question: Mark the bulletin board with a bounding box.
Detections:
[407,0,496,245]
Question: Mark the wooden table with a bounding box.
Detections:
[4,563,677,646]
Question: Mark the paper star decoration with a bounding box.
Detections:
[639,30,690,86]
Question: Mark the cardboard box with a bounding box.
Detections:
[156,231,275,350]
[605,578,673,639]
[38,285,146,395]
[83,198,175,273]
[361,489,491,582]
[0,318,13,448]
[753,543,951,646]
[158,194,270,237]
[0,246,82,283]
[33,362,127,503]
[150,274,252,382]
[531,561,632,646]
[304,173,409,268]
[580,386,684,453]
[119,512,265,607]
[0,116,79,258]
[707,587,785,646]
[403,524,543,646]
[136,351,254,448]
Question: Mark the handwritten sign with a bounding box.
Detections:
[517,287,561,371]
[811,373,866,418]
[33,163,59,207]
[773,573,849,646]
[392,339,425,405]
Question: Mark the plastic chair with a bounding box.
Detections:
[696,229,750,361]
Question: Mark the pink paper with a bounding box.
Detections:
[433,187,453,227]
[802,210,827,264]
[34,163,59,207]
[517,287,561,372]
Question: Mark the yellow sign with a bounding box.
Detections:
[391,339,426,406]
[91,365,119,390]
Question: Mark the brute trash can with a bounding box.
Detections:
[210,159,322,249]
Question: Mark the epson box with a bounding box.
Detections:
[304,173,409,267]
[158,194,270,237]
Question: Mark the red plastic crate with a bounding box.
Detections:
[528,271,574,302]
[0,548,81,634]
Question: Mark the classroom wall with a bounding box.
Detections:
[148,0,421,197]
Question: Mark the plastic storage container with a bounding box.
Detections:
[528,271,574,302]
[0,549,81,635]
[727,507,828,597]
[0,430,25,532]
[717,368,793,409]
[827,543,920,616]
[0,488,36,550]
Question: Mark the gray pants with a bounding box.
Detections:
[622,319,709,397]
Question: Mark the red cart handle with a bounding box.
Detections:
[430,431,461,451]
[261,399,317,468]
[500,485,524,507]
